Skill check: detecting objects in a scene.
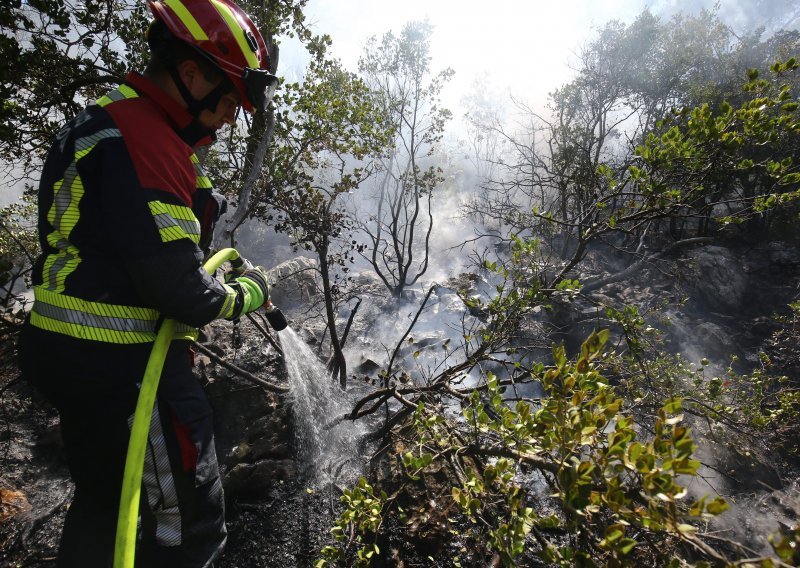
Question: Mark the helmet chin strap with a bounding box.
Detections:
[168,65,234,143]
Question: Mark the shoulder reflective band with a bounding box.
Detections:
[30,286,198,344]
[190,153,213,189]
[97,84,139,107]
[147,201,202,245]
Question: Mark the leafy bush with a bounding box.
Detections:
[318,331,748,566]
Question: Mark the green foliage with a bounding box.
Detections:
[1,0,150,172]
[604,298,800,468]
[316,477,387,567]
[256,57,392,244]
[0,195,39,315]
[320,332,739,567]
[457,332,727,565]
[626,58,800,228]
[769,523,800,565]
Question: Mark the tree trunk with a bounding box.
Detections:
[213,42,279,249]
[317,241,347,388]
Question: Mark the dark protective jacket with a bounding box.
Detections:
[28,72,238,344]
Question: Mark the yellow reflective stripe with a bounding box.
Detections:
[47,168,81,232]
[41,236,81,292]
[190,153,213,189]
[147,201,201,244]
[118,84,138,99]
[35,286,159,320]
[209,0,259,68]
[30,311,158,344]
[30,286,163,344]
[41,128,121,291]
[31,286,200,344]
[44,166,83,291]
[216,283,238,319]
[30,286,202,344]
[97,84,139,107]
[165,0,208,40]
[196,175,212,189]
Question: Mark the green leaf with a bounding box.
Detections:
[705,497,729,515]
[677,523,697,536]
[663,397,682,414]
[619,538,637,554]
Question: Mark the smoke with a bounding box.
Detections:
[652,0,800,33]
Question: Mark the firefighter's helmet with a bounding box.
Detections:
[148,0,276,112]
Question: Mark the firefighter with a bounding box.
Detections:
[17,0,276,565]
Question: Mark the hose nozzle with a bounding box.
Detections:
[263,303,288,331]
[229,255,254,276]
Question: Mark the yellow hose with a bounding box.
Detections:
[114,247,241,568]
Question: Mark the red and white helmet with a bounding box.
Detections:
[148,0,276,112]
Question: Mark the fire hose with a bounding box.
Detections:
[113,247,286,568]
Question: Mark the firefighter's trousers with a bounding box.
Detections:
[19,323,227,568]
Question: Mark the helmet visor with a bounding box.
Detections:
[242,68,278,112]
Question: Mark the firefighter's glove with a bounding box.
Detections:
[230,267,271,318]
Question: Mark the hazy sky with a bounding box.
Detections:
[281,0,649,113]
[278,0,799,121]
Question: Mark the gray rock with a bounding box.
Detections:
[766,241,800,266]
[354,357,382,375]
[266,256,319,306]
[693,321,738,361]
[436,293,465,314]
[682,246,747,312]
[223,459,296,500]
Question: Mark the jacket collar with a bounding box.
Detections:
[125,72,215,148]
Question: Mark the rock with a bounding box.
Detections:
[409,332,444,349]
[436,293,465,314]
[266,256,319,306]
[354,357,382,375]
[750,316,781,337]
[351,270,384,287]
[766,241,800,266]
[400,289,424,303]
[693,322,738,361]
[223,459,296,500]
[682,246,747,312]
[250,435,290,460]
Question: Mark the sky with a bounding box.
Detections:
[280,0,650,115]
[276,0,799,126]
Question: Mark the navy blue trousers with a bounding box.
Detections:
[19,323,227,568]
